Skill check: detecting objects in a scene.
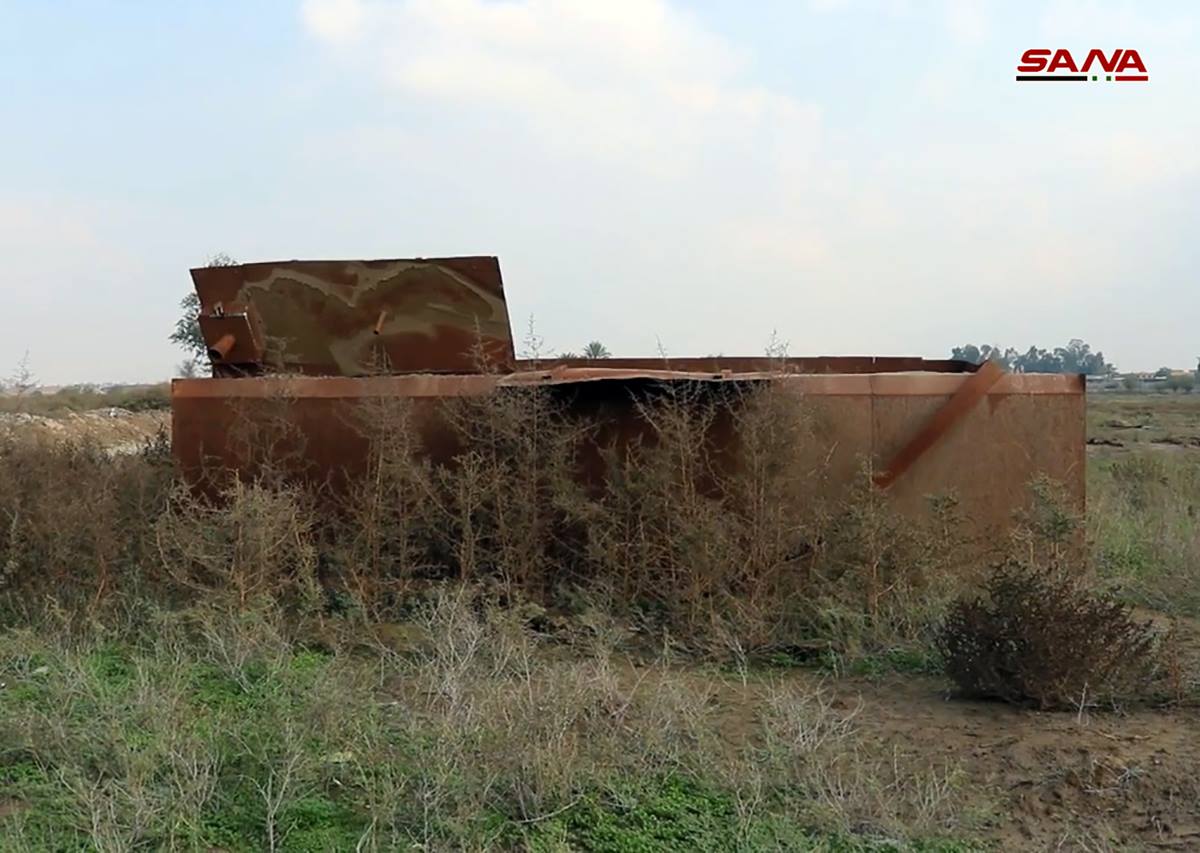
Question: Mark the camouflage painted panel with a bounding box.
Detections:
[190,257,515,376]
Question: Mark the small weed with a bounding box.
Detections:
[524,775,977,852]
[842,647,943,680]
[277,794,366,852]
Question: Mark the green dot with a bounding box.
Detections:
[1106,75,1112,81]
[1092,75,1097,81]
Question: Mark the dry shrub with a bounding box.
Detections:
[155,478,321,613]
[583,382,739,622]
[1,376,972,667]
[279,379,963,659]
[1011,473,1084,567]
[755,682,970,838]
[325,396,441,617]
[204,388,315,492]
[796,478,968,663]
[0,433,171,612]
[431,385,591,595]
[582,381,833,646]
[937,560,1159,710]
[592,381,968,658]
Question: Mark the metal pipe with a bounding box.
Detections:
[208,333,236,361]
[374,310,387,335]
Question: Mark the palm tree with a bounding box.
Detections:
[582,341,611,359]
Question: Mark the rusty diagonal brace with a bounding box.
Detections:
[873,359,1006,490]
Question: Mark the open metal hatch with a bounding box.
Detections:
[189,256,516,376]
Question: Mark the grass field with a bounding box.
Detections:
[0,389,1197,851]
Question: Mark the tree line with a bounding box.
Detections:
[950,339,1114,376]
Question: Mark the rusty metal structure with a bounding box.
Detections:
[173,256,1084,544]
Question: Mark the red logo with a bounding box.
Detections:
[1016,49,1147,82]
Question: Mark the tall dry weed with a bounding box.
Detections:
[325,395,440,617]
[433,385,591,595]
[155,477,321,613]
[0,433,171,613]
[3,377,978,666]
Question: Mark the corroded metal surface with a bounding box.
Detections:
[171,371,1080,399]
[171,369,1085,550]
[174,255,1085,561]
[525,356,975,374]
[190,257,515,375]
[873,359,1006,489]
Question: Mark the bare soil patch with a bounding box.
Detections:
[626,660,1200,850]
[0,408,168,452]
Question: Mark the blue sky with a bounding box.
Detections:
[1,0,1196,384]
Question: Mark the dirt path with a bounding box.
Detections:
[656,663,1200,849]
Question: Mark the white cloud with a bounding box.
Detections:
[300,0,365,44]
[300,0,821,177]
[296,0,1200,369]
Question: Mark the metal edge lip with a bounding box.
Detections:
[171,371,1081,399]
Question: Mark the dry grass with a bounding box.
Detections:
[0,591,979,851]
[1089,451,1200,616]
[0,431,173,615]
[2,386,1196,848]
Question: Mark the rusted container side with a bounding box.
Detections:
[172,375,493,490]
[172,369,1084,556]
[871,373,1084,520]
[787,372,1085,553]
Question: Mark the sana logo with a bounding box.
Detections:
[1016,49,1148,82]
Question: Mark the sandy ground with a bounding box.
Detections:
[836,674,1198,849]
[0,408,170,453]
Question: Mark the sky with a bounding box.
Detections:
[0,0,1196,385]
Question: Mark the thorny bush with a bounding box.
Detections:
[937,559,1160,710]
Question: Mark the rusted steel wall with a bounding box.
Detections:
[791,373,1085,552]
[519,357,976,374]
[190,257,515,376]
[172,371,1084,555]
